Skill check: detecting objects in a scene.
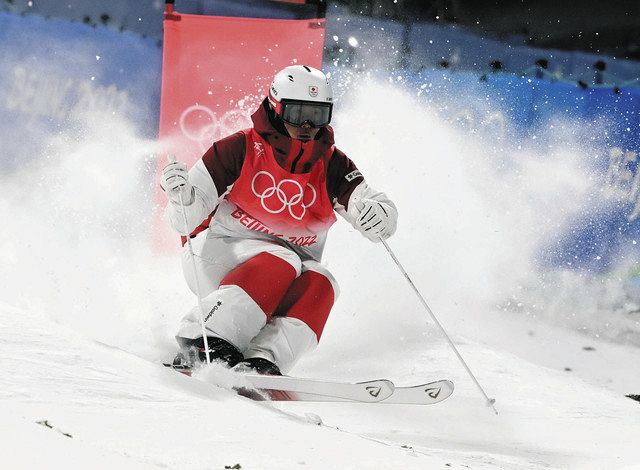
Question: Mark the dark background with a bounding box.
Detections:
[2,0,637,60]
[333,0,640,60]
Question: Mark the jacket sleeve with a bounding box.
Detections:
[166,131,246,235]
[326,148,398,227]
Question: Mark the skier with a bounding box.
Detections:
[160,65,397,376]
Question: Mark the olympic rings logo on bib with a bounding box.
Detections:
[251,171,317,220]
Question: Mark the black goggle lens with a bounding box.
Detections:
[281,101,332,128]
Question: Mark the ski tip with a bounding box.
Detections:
[163,362,193,377]
[431,379,455,393]
[358,379,395,388]
[418,379,454,391]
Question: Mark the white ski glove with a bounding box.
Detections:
[354,199,397,242]
[160,160,194,205]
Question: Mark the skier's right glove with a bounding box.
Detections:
[160,160,194,205]
[354,199,397,243]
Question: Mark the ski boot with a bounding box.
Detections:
[173,336,243,371]
[232,357,282,400]
[233,357,282,376]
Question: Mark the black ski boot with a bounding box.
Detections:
[175,336,243,368]
[233,357,282,376]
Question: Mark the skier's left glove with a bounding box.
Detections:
[160,160,194,205]
[354,199,397,242]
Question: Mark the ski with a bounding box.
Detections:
[379,379,454,405]
[239,374,395,403]
[164,362,453,405]
[163,362,394,402]
[243,376,454,405]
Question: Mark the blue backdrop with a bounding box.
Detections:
[0,11,637,275]
[400,69,640,273]
[0,13,162,169]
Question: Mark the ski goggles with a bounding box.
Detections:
[279,100,333,128]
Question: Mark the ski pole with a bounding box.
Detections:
[168,155,211,365]
[380,238,498,415]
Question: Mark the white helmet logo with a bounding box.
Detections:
[251,171,317,220]
[309,86,319,97]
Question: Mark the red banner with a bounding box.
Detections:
[156,8,325,247]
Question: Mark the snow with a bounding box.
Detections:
[2,297,639,469]
[1,24,640,470]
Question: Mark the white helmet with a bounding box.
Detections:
[268,65,333,128]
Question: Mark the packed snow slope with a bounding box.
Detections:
[2,297,640,469]
[1,47,640,470]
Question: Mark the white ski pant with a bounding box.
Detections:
[176,233,339,373]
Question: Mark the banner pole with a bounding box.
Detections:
[164,0,179,20]
[316,0,327,18]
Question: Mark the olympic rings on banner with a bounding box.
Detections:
[179,105,251,152]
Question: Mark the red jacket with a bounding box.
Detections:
[201,99,363,210]
[167,99,395,261]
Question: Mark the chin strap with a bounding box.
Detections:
[265,100,290,137]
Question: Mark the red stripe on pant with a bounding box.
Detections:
[275,270,335,339]
[220,252,297,320]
